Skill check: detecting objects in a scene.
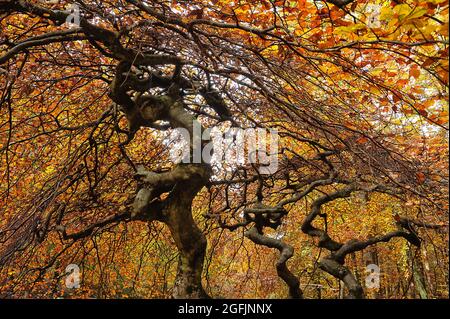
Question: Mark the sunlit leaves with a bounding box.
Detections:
[0,0,448,299]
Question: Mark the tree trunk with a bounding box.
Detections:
[408,247,428,299]
[164,175,210,298]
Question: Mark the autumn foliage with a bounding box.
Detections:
[0,0,448,299]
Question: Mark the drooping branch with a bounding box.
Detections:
[0,0,182,66]
[218,173,302,299]
[334,231,420,264]
[0,30,86,65]
[301,184,356,251]
[55,211,131,241]
[300,184,425,298]
[395,215,448,231]
[245,226,303,299]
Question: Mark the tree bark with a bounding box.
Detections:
[319,257,364,299]
[408,247,428,299]
[245,226,303,299]
[164,177,210,298]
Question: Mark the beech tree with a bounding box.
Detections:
[0,0,448,299]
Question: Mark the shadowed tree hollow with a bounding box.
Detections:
[0,0,448,299]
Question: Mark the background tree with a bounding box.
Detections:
[0,0,448,298]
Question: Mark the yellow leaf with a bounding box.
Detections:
[380,7,393,21]
[393,4,411,19]
[370,68,383,77]
[407,7,427,20]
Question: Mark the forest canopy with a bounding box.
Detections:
[0,0,448,299]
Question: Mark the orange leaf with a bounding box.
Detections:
[356,136,369,144]
[416,172,426,184]
[409,65,421,79]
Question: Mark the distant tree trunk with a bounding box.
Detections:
[338,280,344,299]
[316,285,322,299]
[363,247,380,298]
[421,247,434,295]
[408,247,428,299]
[351,253,361,283]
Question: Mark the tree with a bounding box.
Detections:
[0,0,448,299]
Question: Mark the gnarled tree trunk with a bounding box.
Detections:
[164,177,210,298]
